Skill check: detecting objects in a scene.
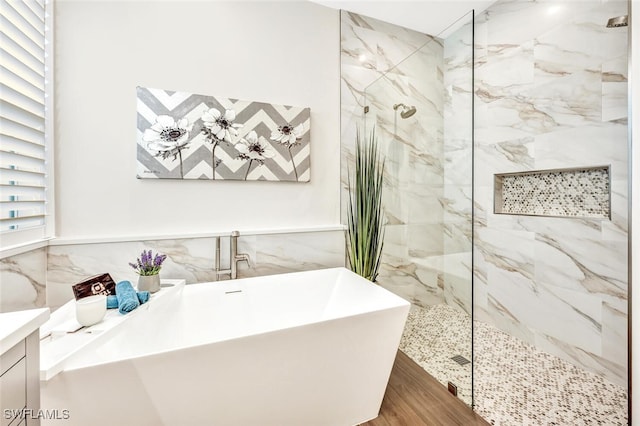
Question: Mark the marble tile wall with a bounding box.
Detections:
[473,0,628,387]
[341,11,475,316]
[341,11,449,307]
[443,15,474,315]
[1,230,344,311]
[0,247,47,313]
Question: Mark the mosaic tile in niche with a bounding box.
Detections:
[494,167,610,218]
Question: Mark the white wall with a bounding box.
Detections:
[54,1,340,240]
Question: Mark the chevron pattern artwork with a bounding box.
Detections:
[136,87,311,181]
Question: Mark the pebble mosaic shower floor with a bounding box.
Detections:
[399,304,628,425]
[399,304,474,405]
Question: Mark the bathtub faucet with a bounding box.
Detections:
[215,230,251,280]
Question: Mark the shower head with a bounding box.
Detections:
[393,103,417,119]
[606,15,628,28]
[400,106,417,119]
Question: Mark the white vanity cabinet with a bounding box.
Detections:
[0,309,50,426]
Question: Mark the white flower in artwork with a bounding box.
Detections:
[201,108,242,144]
[235,131,276,162]
[235,131,276,180]
[270,123,304,147]
[270,122,305,181]
[200,107,243,179]
[143,115,193,155]
[142,115,194,178]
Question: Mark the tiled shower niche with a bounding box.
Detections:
[494,166,610,219]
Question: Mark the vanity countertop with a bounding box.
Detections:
[0,307,50,355]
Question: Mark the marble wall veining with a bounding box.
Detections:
[340,11,439,234]
[473,0,628,387]
[46,230,345,309]
[0,248,47,313]
[443,15,474,315]
[341,11,474,316]
[341,11,445,307]
[0,230,344,312]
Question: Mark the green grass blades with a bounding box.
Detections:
[346,127,385,282]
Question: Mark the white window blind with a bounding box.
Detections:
[0,0,47,237]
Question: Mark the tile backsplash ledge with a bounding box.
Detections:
[0,228,346,313]
[1,225,345,260]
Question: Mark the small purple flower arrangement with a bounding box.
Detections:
[129,249,167,276]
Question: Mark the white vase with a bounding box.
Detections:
[138,274,161,293]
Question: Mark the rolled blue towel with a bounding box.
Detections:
[116,280,140,314]
[106,291,150,309]
[137,291,150,304]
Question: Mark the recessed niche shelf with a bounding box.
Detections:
[494,166,610,219]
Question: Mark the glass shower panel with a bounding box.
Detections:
[363,11,474,406]
[471,0,629,423]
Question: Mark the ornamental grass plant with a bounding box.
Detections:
[346,127,386,282]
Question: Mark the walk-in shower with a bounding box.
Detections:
[343,0,628,422]
[358,0,629,422]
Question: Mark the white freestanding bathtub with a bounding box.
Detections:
[40,267,410,426]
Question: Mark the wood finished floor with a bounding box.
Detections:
[361,351,491,426]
